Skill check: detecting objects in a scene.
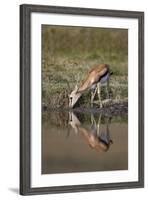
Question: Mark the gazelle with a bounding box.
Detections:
[69,64,112,108]
[69,112,113,152]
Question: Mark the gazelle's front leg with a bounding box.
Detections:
[91,113,96,126]
[97,83,103,108]
[90,86,97,107]
[96,113,102,137]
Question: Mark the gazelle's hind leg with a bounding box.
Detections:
[106,78,110,99]
[97,83,103,108]
[105,117,113,144]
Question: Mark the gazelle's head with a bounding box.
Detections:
[69,85,81,108]
[69,112,81,134]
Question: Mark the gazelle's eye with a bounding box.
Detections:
[70,97,72,103]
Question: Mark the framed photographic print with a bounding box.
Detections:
[20,4,144,195]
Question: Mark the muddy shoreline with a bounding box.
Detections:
[43,99,128,117]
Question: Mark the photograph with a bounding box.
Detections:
[42,25,128,174]
[20,4,144,195]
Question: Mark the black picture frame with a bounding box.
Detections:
[20,4,144,195]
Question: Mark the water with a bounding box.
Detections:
[42,111,128,174]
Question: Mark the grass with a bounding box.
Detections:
[42,54,128,109]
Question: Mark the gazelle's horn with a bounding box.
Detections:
[75,73,80,85]
[65,79,71,91]
[74,85,78,92]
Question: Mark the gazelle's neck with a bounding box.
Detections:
[69,87,82,108]
[77,78,91,93]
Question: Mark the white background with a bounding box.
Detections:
[31,13,138,187]
[0,0,147,200]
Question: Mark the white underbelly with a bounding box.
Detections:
[90,73,109,90]
[100,73,109,84]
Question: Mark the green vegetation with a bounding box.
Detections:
[42,25,128,109]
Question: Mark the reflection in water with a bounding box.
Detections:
[42,111,128,174]
[69,112,113,152]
